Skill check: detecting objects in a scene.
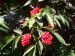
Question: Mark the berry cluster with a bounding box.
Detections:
[21,32,53,47]
[41,32,53,45]
[21,34,32,47]
[30,7,42,16]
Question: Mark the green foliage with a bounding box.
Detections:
[1,35,16,50]
[0,0,74,56]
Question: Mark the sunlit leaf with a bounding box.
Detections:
[13,29,22,35]
[64,18,69,28]
[59,15,66,24]
[37,40,43,55]
[22,17,29,28]
[14,36,21,49]
[38,0,43,2]
[43,8,54,28]
[24,0,32,6]
[49,8,56,14]
[23,45,35,56]
[70,50,75,56]
[36,19,43,27]
[52,31,69,46]
[54,17,61,28]
[0,16,4,24]
[0,27,8,32]
[0,16,9,29]
[28,18,35,29]
[46,14,54,28]
[32,46,36,56]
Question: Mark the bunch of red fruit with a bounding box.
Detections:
[21,32,53,47]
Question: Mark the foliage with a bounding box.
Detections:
[0,0,75,56]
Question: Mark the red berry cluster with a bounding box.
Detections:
[30,7,42,16]
[21,34,32,47]
[41,32,53,45]
[21,32,53,47]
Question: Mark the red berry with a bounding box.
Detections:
[41,32,53,45]
[30,7,42,16]
[21,34,32,47]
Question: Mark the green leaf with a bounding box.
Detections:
[22,17,29,28]
[24,0,32,6]
[46,14,54,28]
[59,15,69,28]
[54,17,61,28]
[1,35,16,50]
[0,24,9,29]
[28,50,34,56]
[64,19,69,28]
[49,8,56,14]
[38,0,43,2]
[37,19,43,27]
[70,50,75,56]
[52,31,69,46]
[0,42,3,48]
[32,46,36,56]
[13,29,22,35]
[0,27,8,32]
[24,0,44,6]
[14,36,21,49]
[38,30,43,37]
[23,45,35,56]
[59,15,66,24]
[37,40,43,55]
[35,13,42,19]
[43,8,54,28]
[0,16,4,24]
[0,16,9,29]
[28,18,35,29]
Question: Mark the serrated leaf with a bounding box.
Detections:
[1,35,16,50]
[23,45,35,56]
[28,18,35,29]
[52,32,69,46]
[14,29,22,35]
[14,36,21,49]
[37,40,43,55]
